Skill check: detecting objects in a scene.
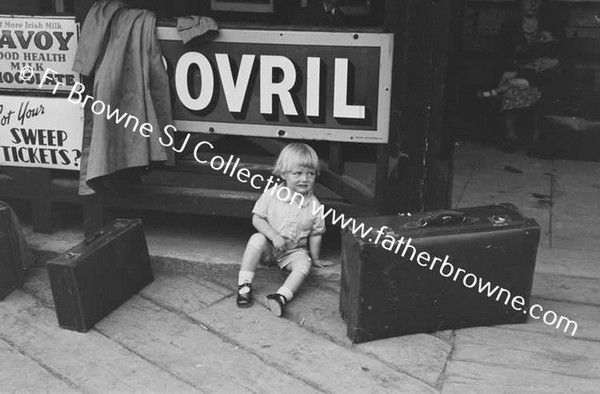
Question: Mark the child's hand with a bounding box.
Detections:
[313,259,335,268]
[272,234,287,252]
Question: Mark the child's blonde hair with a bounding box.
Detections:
[273,143,320,177]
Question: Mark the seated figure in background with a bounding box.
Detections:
[478,0,568,154]
[294,0,346,27]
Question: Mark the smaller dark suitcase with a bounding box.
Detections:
[0,202,30,301]
[47,219,153,332]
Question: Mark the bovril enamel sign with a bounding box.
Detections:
[158,28,393,143]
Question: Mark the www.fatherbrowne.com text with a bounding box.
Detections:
[24,66,578,336]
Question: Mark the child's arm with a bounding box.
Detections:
[308,235,333,267]
[252,214,286,251]
[308,234,322,261]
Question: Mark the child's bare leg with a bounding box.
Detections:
[278,256,312,301]
[237,233,270,307]
[265,252,312,317]
[506,78,529,89]
[240,233,269,273]
[483,71,521,96]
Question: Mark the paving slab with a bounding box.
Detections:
[451,326,600,379]
[198,267,453,388]
[264,284,452,388]
[141,274,439,393]
[140,273,233,315]
[532,271,600,306]
[356,334,452,389]
[0,291,197,393]
[551,219,600,253]
[191,299,437,393]
[551,190,600,223]
[98,296,318,393]
[22,269,318,394]
[0,339,79,393]
[500,297,600,341]
[552,160,600,190]
[441,359,599,394]
[535,247,600,279]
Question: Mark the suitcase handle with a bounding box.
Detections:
[84,229,105,245]
[407,210,469,228]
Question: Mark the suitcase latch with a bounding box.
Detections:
[489,214,512,226]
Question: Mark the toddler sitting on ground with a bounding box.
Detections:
[236,143,330,316]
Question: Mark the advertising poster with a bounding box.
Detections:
[0,15,79,92]
[0,95,83,170]
[158,28,393,143]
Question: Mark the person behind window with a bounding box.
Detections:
[477,0,568,154]
[293,0,346,26]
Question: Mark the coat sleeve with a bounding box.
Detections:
[73,0,128,76]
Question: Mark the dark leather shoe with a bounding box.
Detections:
[265,293,287,317]
[236,282,253,308]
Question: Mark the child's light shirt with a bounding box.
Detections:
[252,184,326,250]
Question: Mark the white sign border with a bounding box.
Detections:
[157,27,393,144]
[0,14,80,93]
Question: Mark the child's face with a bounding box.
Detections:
[282,166,316,195]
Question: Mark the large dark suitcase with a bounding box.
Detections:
[0,202,30,300]
[538,115,600,162]
[340,204,540,343]
[47,219,153,332]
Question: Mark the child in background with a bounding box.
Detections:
[477,29,558,99]
[236,143,330,317]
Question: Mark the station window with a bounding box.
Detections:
[1,0,384,27]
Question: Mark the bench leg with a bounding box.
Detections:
[32,169,53,233]
[82,193,105,237]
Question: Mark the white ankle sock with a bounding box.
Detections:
[238,270,254,286]
[277,286,293,302]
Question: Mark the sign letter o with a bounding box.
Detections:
[175,52,215,111]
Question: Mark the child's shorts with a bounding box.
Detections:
[248,233,311,271]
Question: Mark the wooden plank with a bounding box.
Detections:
[0,339,79,393]
[245,280,452,388]
[105,185,259,217]
[552,219,600,252]
[506,297,600,341]
[452,326,600,378]
[532,272,600,306]
[536,247,600,279]
[0,291,197,393]
[137,268,437,392]
[97,296,318,393]
[441,359,599,393]
[140,274,233,315]
[22,270,314,393]
[189,300,438,393]
[552,190,600,223]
